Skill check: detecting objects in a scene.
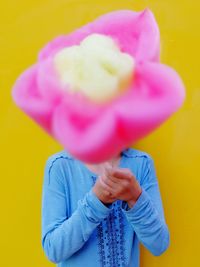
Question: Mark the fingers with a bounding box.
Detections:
[99,182,117,202]
[98,167,135,200]
[110,168,134,181]
[100,175,121,196]
[100,176,116,195]
[104,167,124,184]
[101,174,117,187]
[99,175,112,192]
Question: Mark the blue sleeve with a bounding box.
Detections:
[121,155,170,256]
[41,158,112,264]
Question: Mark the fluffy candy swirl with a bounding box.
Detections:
[53,33,135,103]
[12,9,185,163]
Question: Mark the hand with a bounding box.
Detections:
[101,167,142,208]
[92,174,118,204]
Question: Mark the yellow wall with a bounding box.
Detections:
[0,0,199,266]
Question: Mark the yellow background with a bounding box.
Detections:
[0,0,199,266]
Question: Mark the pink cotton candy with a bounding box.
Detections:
[11,8,185,163]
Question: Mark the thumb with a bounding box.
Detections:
[104,163,113,176]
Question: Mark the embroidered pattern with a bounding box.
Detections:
[91,175,127,267]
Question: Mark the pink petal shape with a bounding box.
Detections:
[112,62,186,142]
[12,65,56,134]
[38,9,160,63]
[36,57,66,103]
[52,97,125,163]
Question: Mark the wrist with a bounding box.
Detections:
[127,199,136,209]
[127,187,142,208]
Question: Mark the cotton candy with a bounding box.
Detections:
[12,9,185,163]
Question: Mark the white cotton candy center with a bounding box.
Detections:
[54,33,135,103]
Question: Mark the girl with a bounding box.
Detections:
[41,147,169,267]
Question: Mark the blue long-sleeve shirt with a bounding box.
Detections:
[41,147,170,267]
